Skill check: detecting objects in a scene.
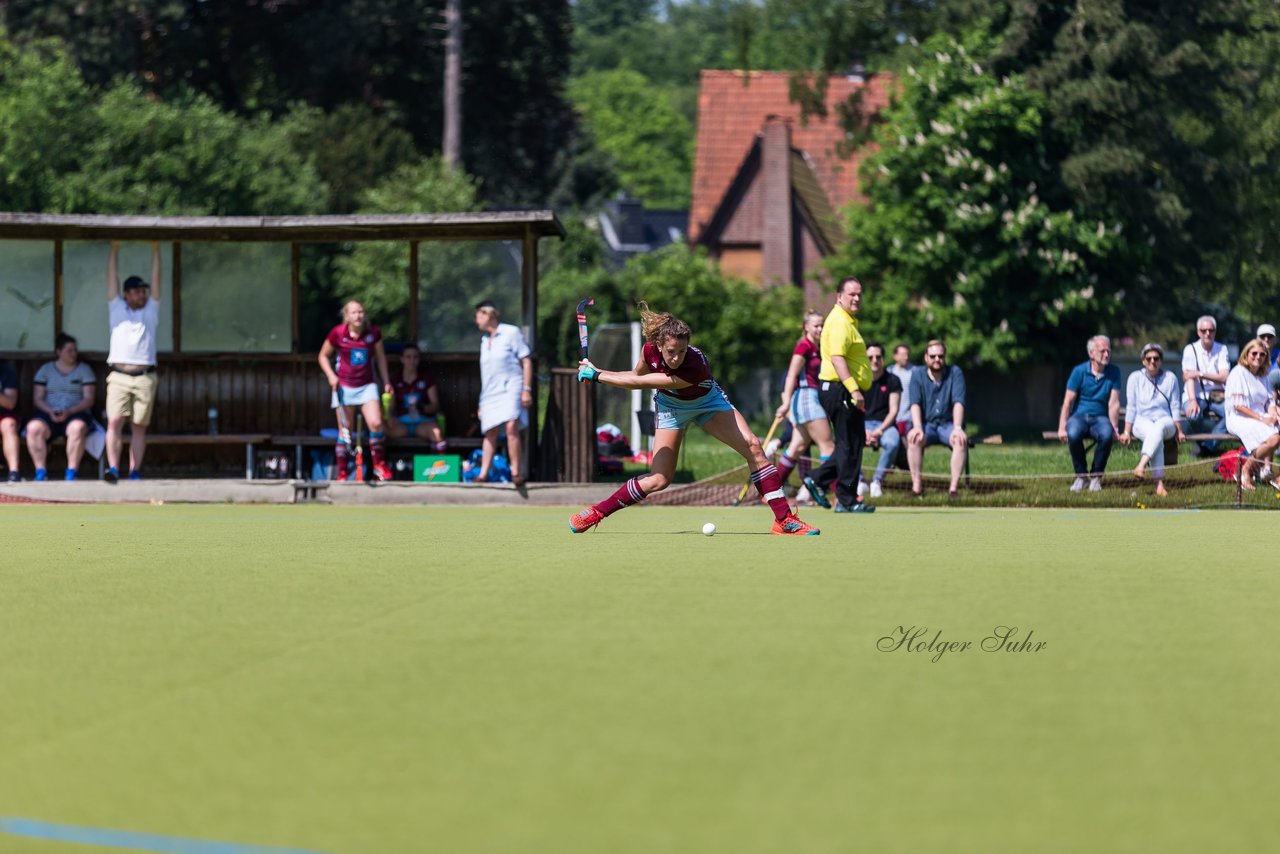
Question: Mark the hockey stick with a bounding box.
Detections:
[354,409,365,483]
[576,297,594,359]
[335,386,355,480]
[732,415,784,506]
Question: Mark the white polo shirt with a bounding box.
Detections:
[1181,340,1229,396]
[107,297,161,367]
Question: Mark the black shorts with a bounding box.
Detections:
[31,411,92,439]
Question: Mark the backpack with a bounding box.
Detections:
[1214,448,1245,482]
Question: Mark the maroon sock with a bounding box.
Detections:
[776,451,797,485]
[596,477,647,517]
[334,441,350,476]
[751,464,791,522]
[369,432,387,467]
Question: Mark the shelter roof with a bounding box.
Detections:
[0,211,565,242]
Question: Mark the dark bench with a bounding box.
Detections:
[270,435,483,481]
[96,433,271,479]
[1040,430,1241,466]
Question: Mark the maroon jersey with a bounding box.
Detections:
[326,323,382,387]
[392,372,437,417]
[643,341,715,400]
[793,337,820,388]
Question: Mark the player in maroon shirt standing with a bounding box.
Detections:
[775,309,835,488]
[318,300,394,481]
[570,303,819,536]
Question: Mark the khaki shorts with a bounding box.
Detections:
[106,371,158,427]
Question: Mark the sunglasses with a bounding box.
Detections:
[926,354,945,360]
[1143,355,1162,363]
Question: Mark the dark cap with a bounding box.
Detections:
[122,275,150,291]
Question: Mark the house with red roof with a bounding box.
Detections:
[689,69,893,309]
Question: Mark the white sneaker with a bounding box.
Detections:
[869,480,883,498]
[857,480,867,498]
[1089,477,1103,492]
[795,485,811,504]
[1070,476,1085,492]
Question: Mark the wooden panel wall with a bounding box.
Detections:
[0,352,483,438]
[543,367,595,483]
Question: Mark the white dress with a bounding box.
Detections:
[1224,365,1279,452]
[478,322,531,433]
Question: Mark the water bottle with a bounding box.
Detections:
[207,407,219,435]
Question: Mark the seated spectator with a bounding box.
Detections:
[858,342,902,499]
[385,343,447,451]
[1056,335,1121,492]
[1119,343,1185,497]
[0,360,18,482]
[25,333,97,481]
[1182,314,1230,454]
[1256,324,1280,396]
[888,343,915,436]
[907,339,967,498]
[1224,337,1280,489]
[1257,323,1279,370]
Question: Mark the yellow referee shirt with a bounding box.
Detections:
[818,304,872,391]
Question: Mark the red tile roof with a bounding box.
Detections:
[689,70,894,244]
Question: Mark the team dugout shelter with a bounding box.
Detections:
[0,211,573,480]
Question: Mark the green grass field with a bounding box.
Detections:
[1,504,1274,853]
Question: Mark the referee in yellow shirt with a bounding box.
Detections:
[802,277,876,512]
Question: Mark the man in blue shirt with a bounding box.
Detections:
[907,339,968,497]
[1057,335,1122,492]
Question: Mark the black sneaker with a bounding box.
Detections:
[834,500,876,513]
[801,476,831,509]
[103,467,119,484]
[6,471,19,483]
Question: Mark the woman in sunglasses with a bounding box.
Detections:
[1224,337,1280,489]
[1119,343,1185,497]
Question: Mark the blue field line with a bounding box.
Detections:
[0,817,326,854]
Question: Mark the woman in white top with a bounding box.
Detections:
[1223,337,1280,489]
[1119,342,1185,496]
[474,300,533,486]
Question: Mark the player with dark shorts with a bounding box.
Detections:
[570,302,819,536]
[318,300,393,481]
[26,332,97,481]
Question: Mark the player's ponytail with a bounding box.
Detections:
[637,301,691,344]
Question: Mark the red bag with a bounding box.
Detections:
[1215,448,1244,481]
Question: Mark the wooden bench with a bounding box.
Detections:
[99,433,271,479]
[270,435,483,480]
[1040,430,1241,466]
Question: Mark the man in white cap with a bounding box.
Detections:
[1257,323,1279,371]
[1259,324,1280,406]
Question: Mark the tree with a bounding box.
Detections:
[332,158,483,343]
[997,0,1260,324]
[278,102,418,214]
[0,31,93,211]
[50,82,327,216]
[3,1,585,207]
[835,30,1128,369]
[568,69,694,208]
